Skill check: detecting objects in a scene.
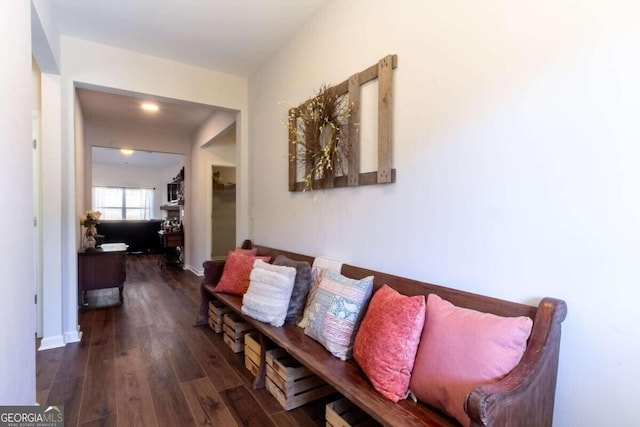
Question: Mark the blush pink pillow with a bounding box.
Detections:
[409,294,533,426]
[353,285,425,402]
[214,252,271,295]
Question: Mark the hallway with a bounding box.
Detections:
[36,255,330,426]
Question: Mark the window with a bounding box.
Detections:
[92,187,154,220]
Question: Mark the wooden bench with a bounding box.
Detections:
[194,244,567,427]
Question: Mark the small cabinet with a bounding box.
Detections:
[162,231,184,248]
[78,243,128,306]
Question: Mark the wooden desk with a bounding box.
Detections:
[160,230,184,248]
[78,243,128,306]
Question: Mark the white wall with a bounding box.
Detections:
[248,0,640,425]
[190,112,237,274]
[86,122,192,153]
[0,0,36,404]
[63,88,84,343]
[39,72,64,349]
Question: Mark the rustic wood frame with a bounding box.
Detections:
[288,54,398,191]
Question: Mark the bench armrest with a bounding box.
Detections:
[193,259,226,326]
[466,297,567,426]
[203,259,226,286]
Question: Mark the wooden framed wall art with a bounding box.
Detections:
[287,54,398,191]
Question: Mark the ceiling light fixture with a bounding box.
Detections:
[120,148,134,156]
[141,102,159,112]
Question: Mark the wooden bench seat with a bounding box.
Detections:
[195,244,567,427]
[209,288,456,426]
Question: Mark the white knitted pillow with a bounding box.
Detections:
[241,260,297,327]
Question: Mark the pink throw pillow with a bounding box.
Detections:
[409,294,533,426]
[353,285,425,402]
[215,252,271,295]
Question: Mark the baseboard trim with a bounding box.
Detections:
[38,335,65,351]
[64,329,82,344]
[186,264,204,276]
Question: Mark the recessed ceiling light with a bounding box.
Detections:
[120,148,134,156]
[141,102,159,112]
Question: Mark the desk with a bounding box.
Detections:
[158,230,184,268]
[78,243,128,306]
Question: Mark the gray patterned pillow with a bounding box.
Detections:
[303,270,374,360]
[273,255,312,324]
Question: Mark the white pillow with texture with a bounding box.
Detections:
[241,259,297,327]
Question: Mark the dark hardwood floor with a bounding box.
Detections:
[36,254,334,427]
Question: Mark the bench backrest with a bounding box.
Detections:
[254,245,537,319]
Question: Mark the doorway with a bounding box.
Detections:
[211,166,236,259]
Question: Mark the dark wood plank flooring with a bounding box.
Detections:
[36,254,334,427]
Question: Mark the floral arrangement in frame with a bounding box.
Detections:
[80,210,101,250]
[284,55,398,192]
[284,84,354,191]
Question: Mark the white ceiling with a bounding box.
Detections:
[51,1,328,166]
[45,0,327,76]
[76,87,222,133]
[78,87,220,166]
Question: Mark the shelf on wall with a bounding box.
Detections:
[160,205,181,211]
